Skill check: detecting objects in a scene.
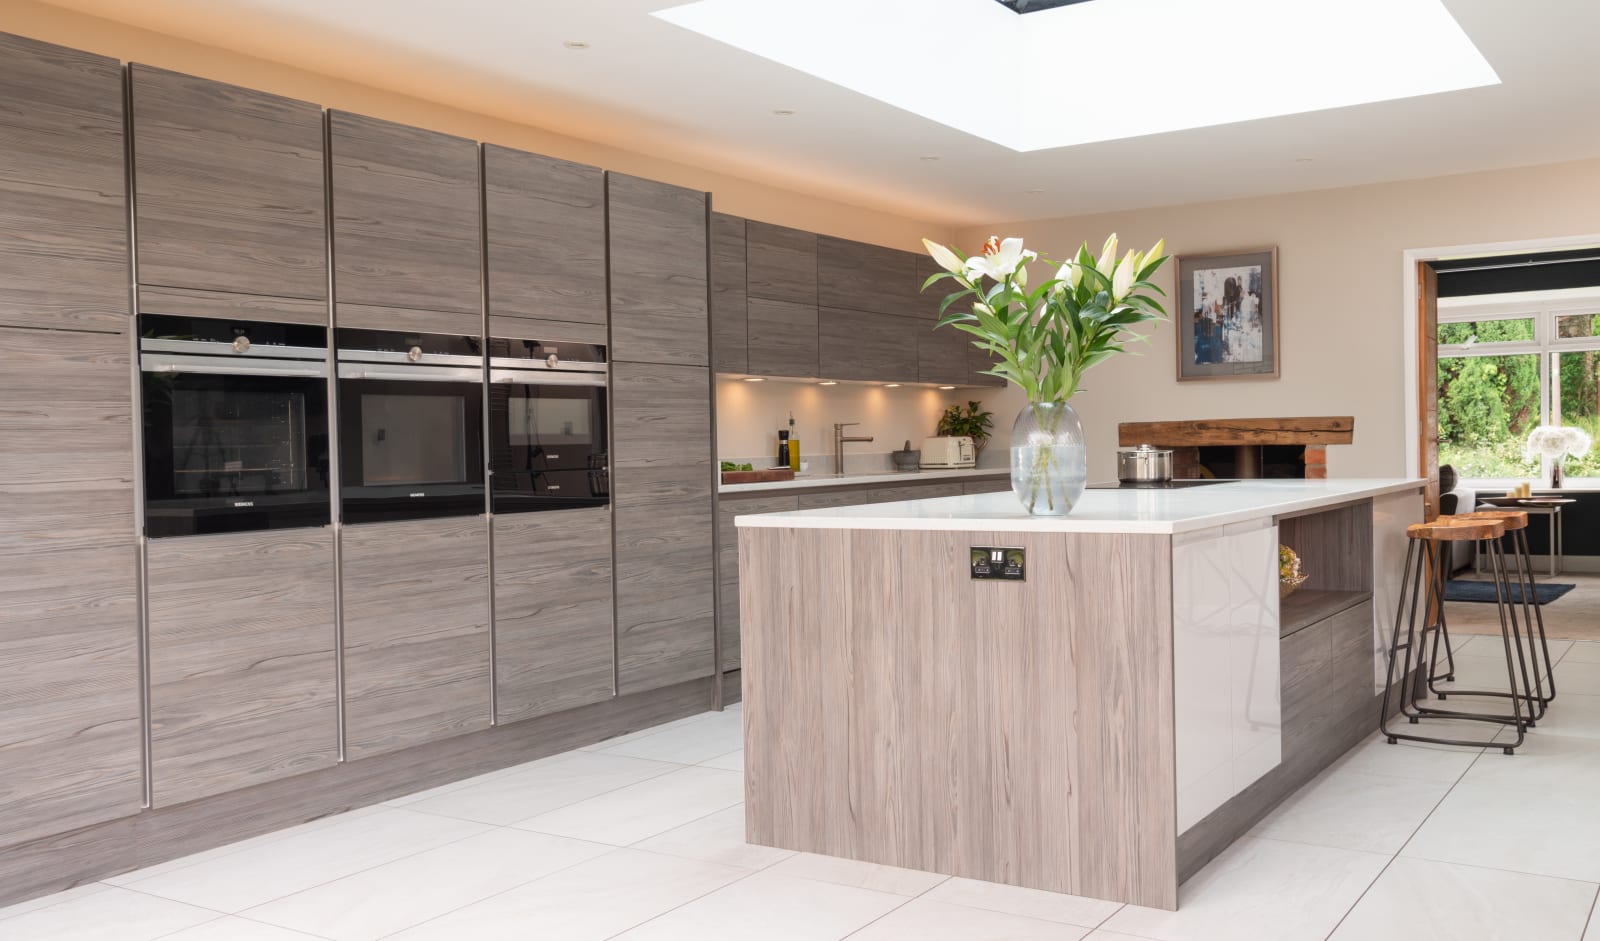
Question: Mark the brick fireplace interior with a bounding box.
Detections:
[1117,417,1354,480]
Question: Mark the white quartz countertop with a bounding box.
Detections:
[733,478,1426,534]
[719,466,1007,495]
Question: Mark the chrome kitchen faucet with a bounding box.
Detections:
[833,422,874,475]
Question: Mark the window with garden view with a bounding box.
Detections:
[1437,293,1600,483]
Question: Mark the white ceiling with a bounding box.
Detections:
[38,0,1600,227]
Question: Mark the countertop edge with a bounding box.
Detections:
[719,467,1008,494]
[732,479,1427,534]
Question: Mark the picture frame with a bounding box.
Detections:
[1175,246,1280,381]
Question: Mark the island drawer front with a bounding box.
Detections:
[962,478,1011,495]
[796,482,965,510]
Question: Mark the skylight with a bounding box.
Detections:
[653,0,1499,152]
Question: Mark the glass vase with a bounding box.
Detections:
[1010,400,1087,516]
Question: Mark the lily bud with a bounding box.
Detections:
[1096,233,1119,275]
[922,239,964,275]
[1146,238,1166,264]
[1113,249,1137,299]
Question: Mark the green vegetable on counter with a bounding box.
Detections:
[720,461,754,472]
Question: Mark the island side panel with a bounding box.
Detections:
[740,525,1178,910]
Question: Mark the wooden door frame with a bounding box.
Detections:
[1401,233,1600,497]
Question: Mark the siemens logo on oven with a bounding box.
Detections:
[233,501,254,508]
[409,492,425,498]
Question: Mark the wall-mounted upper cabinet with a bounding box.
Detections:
[329,111,480,327]
[746,222,817,305]
[0,33,127,333]
[607,173,709,367]
[818,306,914,383]
[484,144,606,331]
[747,297,818,378]
[709,212,748,374]
[915,255,970,384]
[130,65,326,312]
[817,236,919,318]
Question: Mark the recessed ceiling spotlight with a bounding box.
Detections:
[883,383,902,388]
[919,155,941,161]
[772,108,797,116]
[562,40,590,49]
[742,376,765,382]
[818,380,837,386]
[1295,156,1315,163]
[938,385,957,390]
[1026,188,1044,194]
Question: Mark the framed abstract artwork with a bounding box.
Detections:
[1176,247,1280,381]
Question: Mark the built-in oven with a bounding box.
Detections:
[139,314,331,538]
[487,337,609,514]
[336,328,485,524]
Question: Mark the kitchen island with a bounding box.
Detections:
[735,478,1424,910]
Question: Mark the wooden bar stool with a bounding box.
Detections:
[1380,518,1528,754]
[1435,510,1555,719]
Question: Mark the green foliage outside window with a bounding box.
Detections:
[1438,313,1600,479]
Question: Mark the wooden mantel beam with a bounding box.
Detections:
[1117,417,1355,447]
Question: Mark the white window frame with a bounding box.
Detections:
[1437,287,1600,487]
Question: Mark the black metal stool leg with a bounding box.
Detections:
[1516,528,1557,705]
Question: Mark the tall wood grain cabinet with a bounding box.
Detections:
[129,65,327,321]
[607,173,717,694]
[0,33,142,848]
[483,144,607,343]
[710,212,748,374]
[329,111,481,333]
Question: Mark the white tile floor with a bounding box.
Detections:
[7,642,1600,940]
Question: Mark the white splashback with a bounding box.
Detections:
[1173,518,1283,833]
[714,377,995,468]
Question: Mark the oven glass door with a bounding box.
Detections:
[490,380,608,513]
[339,377,485,523]
[142,370,331,536]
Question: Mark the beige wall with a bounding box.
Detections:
[715,378,973,471]
[0,0,952,250]
[957,157,1600,481]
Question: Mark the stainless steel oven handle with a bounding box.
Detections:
[489,369,606,388]
[146,362,327,379]
[339,366,484,383]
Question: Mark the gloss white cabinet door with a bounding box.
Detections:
[1173,518,1282,832]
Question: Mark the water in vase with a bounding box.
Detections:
[1011,443,1087,516]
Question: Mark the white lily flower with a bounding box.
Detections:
[964,237,1037,283]
[1096,233,1119,277]
[922,238,964,276]
[1112,249,1138,299]
[1055,260,1080,294]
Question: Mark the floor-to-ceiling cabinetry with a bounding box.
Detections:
[0,34,141,847]
[607,173,717,696]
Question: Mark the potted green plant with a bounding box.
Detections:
[922,234,1170,515]
[936,401,994,461]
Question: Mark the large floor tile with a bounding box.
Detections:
[631,804,796,870]
[1556,659,1600,695]
[1102,837,1388,941]
[158,917,328,940]
[764,851,948,896]
[610,868,906,940]
[513,765,744,845]
[0,885,220,941]
[244,827,612,941]
[849,897,1092,940]
[386,848,745,941]
[1084,932,1162,940]
[1403,735,1600,882]
[1331,733,1481,783]
[1248,767,1452,853]
[1329,856,1597,941]
[124,807,490,913]
[1452,633,1573,663]
[699,748,746,771]
[580,710,720,752]
[104,806,390,886]
[399,750,682,825]
[1563,641,1600,664]
[0,884,112,922]
[922,877,1124,928]
[596,707,744,764]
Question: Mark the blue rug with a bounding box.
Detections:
[1444,580,1575,605]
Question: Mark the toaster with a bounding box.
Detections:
[921,436,976,468]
